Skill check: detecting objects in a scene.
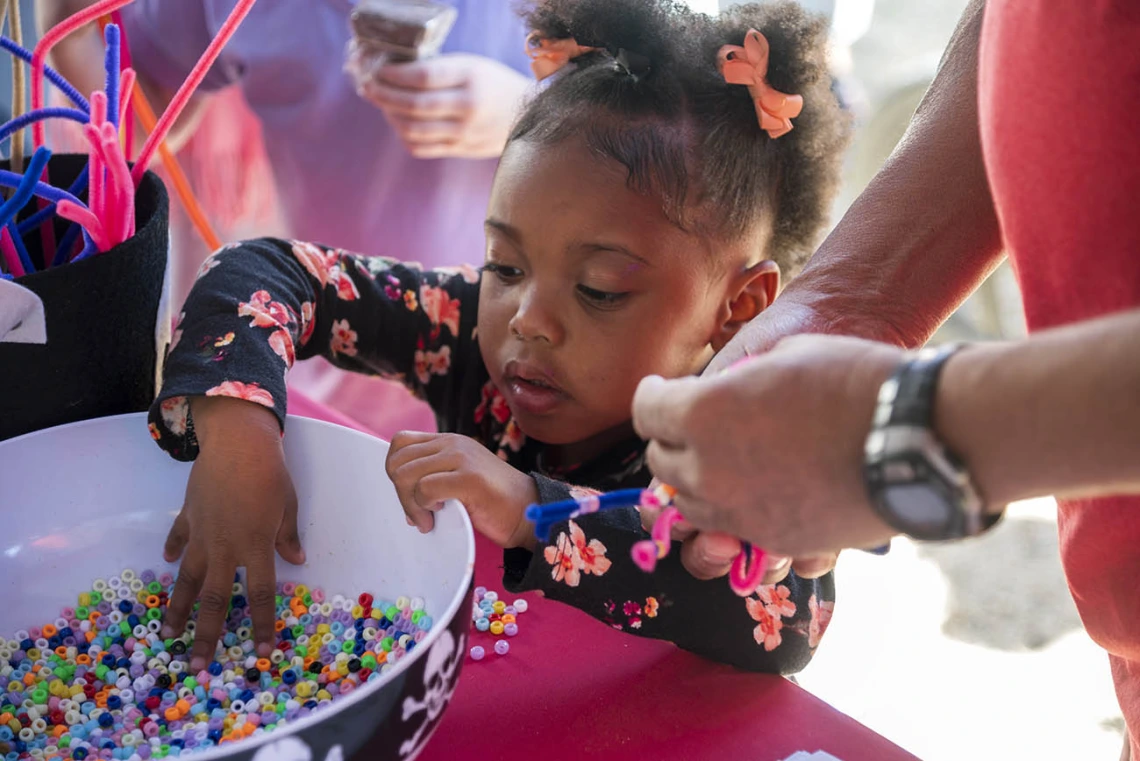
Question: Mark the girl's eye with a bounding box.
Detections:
[482,263,523,283]
[576,284,630,308]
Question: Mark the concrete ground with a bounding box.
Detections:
[797,500,1125,760]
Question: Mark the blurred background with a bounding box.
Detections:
[9,0,1123,757]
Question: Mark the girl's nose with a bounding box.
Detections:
[508,286,563,345]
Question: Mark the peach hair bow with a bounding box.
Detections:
[525,32,598,81]
[717,29,804,139]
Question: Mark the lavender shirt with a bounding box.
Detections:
[122,0,533,266]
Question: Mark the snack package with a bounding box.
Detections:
[345,0,458,87]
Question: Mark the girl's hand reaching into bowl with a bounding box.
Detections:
[160,396,306,673]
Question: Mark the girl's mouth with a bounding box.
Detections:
[504,376,566,416]
[502,360,567,416]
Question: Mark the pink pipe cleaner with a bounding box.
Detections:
[118,69,136,129]
[101,124,134,243]
[632,485,769,596]
[0,226,23,277]
[30,0,135,149]
[131,0,258,185]
[87,94,108,235]
[56,200,110,253]
[82,125,113,250]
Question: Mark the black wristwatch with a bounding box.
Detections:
[864,344,998,541]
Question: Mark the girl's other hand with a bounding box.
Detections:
[386,431,539,550]
[161,396,306,673]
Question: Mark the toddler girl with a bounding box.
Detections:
[149,0,849,676]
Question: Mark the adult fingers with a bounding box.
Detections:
[791,553,839,579]
[761,555,793,585]
[376,58,469,91]
[678,531,740,581]
[163,509,191,562]
[640,504,697,541]
[161,546,207,640]
[631,374,705,447]
[361,80,468,120]
[643,440,698,497]
[188,562,239,673]
[387,115,463,145]
[405,142,462,160]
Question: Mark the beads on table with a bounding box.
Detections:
[1,569,435,759]
[468,587,527,664]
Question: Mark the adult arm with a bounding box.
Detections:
[634,308,1140,556]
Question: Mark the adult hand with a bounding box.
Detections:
[633,334,903,557]
[161,396,306,673]
[356,53,531,160]
[640,502,837,586]
[386,431,540,550]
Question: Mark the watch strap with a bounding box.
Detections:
[880,343,962,428]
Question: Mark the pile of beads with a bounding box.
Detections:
[0,569,434,759]
[468,588,526,661]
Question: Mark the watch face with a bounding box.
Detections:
[882,483,954,537]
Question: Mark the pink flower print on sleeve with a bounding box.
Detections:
[494,419,526,460]
[745,596,784,651]
[544,529,583,587]
[291,241,332,288]
[414,344,452,384]
[298,303,315,347]
[238,290,293,330]
[159,397,190,436]
[290,241,359,300]
[205,381,275,408]
[268,329,296,368]
[194,254,222,281]
[474,382,512,425]
[419,285,461,339]
[756,584,797,619]
[808,594,835,649]
[570,520,612,578]
[331,320,359,358]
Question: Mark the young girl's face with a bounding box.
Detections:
[477,136,775,452]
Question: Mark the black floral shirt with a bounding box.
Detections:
[149,238,836,674]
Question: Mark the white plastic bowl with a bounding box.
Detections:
[0,413,475,761]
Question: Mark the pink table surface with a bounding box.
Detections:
[288,392,919,761]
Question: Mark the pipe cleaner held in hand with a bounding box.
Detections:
[525,483,767,597]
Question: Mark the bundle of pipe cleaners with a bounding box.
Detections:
[0,0,253,280]
[526,484,769,596]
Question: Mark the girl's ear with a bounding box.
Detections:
[711,260,781,352]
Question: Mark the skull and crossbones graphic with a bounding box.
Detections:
[250,736,344,761]
[398,629,462,758]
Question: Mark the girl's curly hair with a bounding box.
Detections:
[511,0,850,276]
